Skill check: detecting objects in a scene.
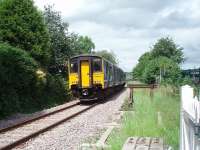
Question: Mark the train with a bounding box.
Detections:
[182,68,200,84]
[68,54,126,101]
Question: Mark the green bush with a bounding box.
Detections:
[0,43,70,118]
[0,43,38,117]
[33,74,70,109]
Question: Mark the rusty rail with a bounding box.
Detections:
[0,101,80,134]
[0,103,98,150]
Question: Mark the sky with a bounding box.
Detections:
[34,0,200,72]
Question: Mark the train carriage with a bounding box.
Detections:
[69,54,126,101]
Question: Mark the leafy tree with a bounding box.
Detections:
[151,37,184,64]
[43,5,71,65]
[95,50,118,64]
[142,57,181,84]
[77,36,95,54]
[0,0,50,66]
[67,32,80,55]
[133,52,152,80]
[68,34,95,56]
[132,37,184,85]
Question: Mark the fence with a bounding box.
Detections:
[127,84,158,105]
[180,85,200,150]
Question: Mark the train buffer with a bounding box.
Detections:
[122,137,164,150]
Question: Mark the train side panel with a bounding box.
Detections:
[69,73,78,89]
[93,72,104,88]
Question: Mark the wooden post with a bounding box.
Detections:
[150,84,154,100]
[129,87,133,105]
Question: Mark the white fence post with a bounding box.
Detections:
[180,85,200,150]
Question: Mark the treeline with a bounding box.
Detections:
[0,0,95,118]
[133,37,187,86]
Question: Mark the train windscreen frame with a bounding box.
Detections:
[93,58,102,72]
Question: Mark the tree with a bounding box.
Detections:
[67,32,80,56]
[95,50,118,64]
[142,57,181,84]
[133,52,152,80]
[132,37,184,85]
[67,34,95,56]
[77,36,95,54]
[43,5,71,65]
[0,0,50,66]
[151,37,184,64]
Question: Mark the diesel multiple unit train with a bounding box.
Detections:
[68,54,126,101]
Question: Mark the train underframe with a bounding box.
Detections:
[71,84,125,101]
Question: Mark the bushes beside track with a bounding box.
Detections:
[0,43,70,119]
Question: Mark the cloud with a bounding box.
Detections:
[34,0,200,71]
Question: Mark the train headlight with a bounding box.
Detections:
[82,89,88,96]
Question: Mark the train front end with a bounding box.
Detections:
[69,55,104,101]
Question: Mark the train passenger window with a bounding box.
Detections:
[70,61,78,73]
[93,58,102,72]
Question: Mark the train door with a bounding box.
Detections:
[81,60,90,87]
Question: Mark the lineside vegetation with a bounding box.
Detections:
[108,87,180,150]
[132,37,189,86]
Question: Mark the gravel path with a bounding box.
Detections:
[13,89,128,150]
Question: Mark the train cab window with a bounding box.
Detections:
[93,58,102,72]
[70,61,78,73]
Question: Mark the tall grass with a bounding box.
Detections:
[107,87,180,150]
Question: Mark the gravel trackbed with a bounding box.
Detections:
[12,89,128,150]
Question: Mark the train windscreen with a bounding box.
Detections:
[93,58,102,72]
[70,60,78,73]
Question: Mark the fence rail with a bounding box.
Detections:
[126,84,158,105]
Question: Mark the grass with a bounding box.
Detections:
[107,86,180,150]
[120,98,134,111]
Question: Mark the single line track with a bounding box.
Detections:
[0,102,98,150]
[0,101,80,134]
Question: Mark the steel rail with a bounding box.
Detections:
[0,103,98,150]
[0,101,80,134]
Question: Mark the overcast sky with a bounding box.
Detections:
[35,0,200,72]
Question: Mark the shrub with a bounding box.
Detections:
[0,43,70,118]
[0,43,38,117]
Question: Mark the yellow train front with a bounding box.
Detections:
[69,54,126,101]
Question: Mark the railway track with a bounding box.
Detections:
[0,101,98,150]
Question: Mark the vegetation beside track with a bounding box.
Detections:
[0,43,71,117]
[107,87,180,150]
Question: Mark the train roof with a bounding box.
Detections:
[70,54,124,73]
[70,54,101,59]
